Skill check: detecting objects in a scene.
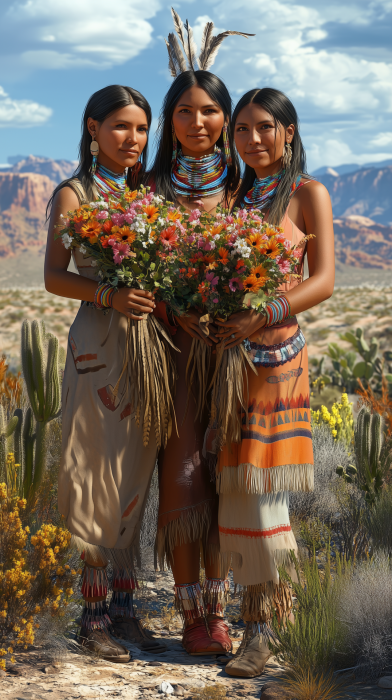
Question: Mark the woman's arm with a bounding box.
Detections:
[44,186,156,319]
[286,179,335,313]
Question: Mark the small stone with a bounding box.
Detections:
[43,665,61,674]
[172,685,185,697]
[0,669,6,676]
[8,665,29,676]
[148,661,163,666]
[378,676,392,688]
[158,681,174,695]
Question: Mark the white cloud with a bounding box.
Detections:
[0,86,52,127]
[1,0,161,70]
[370,132,392,147]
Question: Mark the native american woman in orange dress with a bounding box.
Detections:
[212,88,335,677]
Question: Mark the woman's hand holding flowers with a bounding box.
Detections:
[112,287,156,320]
[177,309,219,346]
[215,310,267,349]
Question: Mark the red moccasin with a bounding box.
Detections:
[182,619,229,655]
[207,617,232,653]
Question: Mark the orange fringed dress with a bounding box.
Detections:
[217,208,314,621]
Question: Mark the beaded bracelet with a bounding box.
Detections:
[94,282,118,309]
[264,295,291,327]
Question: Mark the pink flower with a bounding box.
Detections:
[225,215,234,224]
[95,210,108,220]
[251,214,263,223]
[111,213,125,226]
[188,209,201,222]
[227,233,238,247]
[187,235,195,244]
[108,239,130,264]
[229,277,243,292]
[278,259,291,273]
[124,211,136,224]
[283,239,292,251]
[292,248,302,259]
[238,209,248,220]
[63,218,70,227]
[212,298,219,303]
[206,271,219,286]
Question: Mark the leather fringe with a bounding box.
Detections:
[72,535,138,576]
[80,601,111,631]
[241,580,293,624]
[109,591,135,619]
[203,578,230,617]
[112,568,138,591]
[174,581,205,623]
[80,564,109,598]
[216,462,314,495]
[156,501,212,570]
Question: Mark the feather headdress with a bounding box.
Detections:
[166,7,254,77]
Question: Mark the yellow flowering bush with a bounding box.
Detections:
[311,393,354,446]
[0,478,79,669]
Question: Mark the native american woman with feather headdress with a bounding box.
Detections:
[148,9,253,656]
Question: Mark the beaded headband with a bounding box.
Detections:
[165,7,254,77]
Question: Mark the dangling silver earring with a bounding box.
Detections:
[90,135,99,174]
[283,142,292,168]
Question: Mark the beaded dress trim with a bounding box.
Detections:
[243,326,305,367]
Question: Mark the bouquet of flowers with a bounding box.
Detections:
[57,188,300,449]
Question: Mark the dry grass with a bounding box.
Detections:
[280,668,346,700]
[190,685,227,699]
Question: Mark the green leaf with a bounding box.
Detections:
[353,361,374,379]
[150,262,156,271]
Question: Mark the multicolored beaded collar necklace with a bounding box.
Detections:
[94,163,126,198]
[242,170,302,210]
[171,148,227,199]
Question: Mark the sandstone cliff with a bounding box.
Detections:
[334,215,392,269]
[317,166,392,225]
[0,172,54,257]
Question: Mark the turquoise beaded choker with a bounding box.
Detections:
[171,148,227,199]
[94,163,126,198]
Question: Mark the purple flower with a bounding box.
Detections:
[212,298,219,303]
[229,277,243,292]
[206,271,219,286]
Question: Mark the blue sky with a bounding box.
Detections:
[0,0,391,172]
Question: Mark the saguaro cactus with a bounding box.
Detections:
[354,405,392,505]
[21,320,61,495]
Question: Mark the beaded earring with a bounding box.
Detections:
[90,135,99,174]
[283,142,292,168]
[171,125,178,165]
[222,124,232,166]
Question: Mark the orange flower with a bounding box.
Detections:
[203,254,217,268]
[246,232,265,251]
[265,226,279,237]
[100,236,111,248]
[143,205,159,223]
[209,223,224,236]
[110,226,136,245]
[218,247,229,264]
[187,267,198,278]
[167,210,182,222]
[102,220,114,234]
[250,264,269,283]
[73,208,90,223]
[260,238,280,259]
[124,189,138,203]
[243,275,264,292]
[160,226,178,247]
[80,220,101,241]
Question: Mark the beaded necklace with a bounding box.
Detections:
[243,170,302,210]
[171,148,227,200]
[94,163,126,198]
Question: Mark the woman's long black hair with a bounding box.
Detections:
[47,85,152,217]
[149,70,240,204]
[232,88,308,224]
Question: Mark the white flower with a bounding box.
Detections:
[142,242,147,248]
[59,213,64,219]
[91,260,98,267]
[213,234,220,240]
[223,266,230,273]
[89,201,99,208]
[79,244,87,254]
[158,217,166,226]
[61,233,73,249]
[153,196,164,205]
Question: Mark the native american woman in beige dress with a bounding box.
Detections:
[45,85,166,662]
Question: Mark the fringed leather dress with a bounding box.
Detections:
[217,208,314,622]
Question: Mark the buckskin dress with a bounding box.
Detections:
[216,207,314,621]
[58,180,157,569]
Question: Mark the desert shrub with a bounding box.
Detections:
[280,668,346,700]
[0,474,81,669]
[290,425,350,521]
[368,485,392,555]
[270,548,350,674]
[338,553,392,679]
[139,463,159,564]
[311,393,354,446]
